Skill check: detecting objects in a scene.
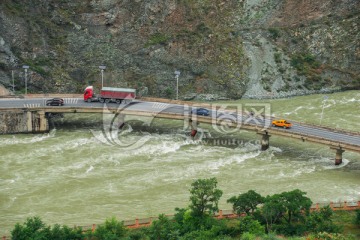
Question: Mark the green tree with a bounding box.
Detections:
[93,217,127,240]
[11,216,51,240]
[260,190,312,233]
[227,190,264,216]
[261,194,286,233]
[189,178,223,217]
[50,224,83,240]
[173,207,219,234]
[148,214,179,240]
[11,216,84,240]
[280,189,312,224]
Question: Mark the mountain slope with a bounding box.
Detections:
[0,0,359,99]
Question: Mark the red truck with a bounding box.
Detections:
[84,86,136,104]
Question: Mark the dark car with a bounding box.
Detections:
[46,98,64,106]
[192,108,210,116]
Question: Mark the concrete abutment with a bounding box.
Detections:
[0,109,49,134]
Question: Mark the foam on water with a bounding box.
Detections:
[314,157,350,170]
[0,131,55,146]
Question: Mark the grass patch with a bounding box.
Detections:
[332,211,360,238]
[145,33,170,47]
[269,28,281,40]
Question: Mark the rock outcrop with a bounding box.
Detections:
[0,0,359,99]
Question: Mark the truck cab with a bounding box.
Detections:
[84,86,94,102]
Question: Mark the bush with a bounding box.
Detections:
[125,227,149,240]
[148,214,179,240]
[180,228,231,240]
[238,216,265,236]
[240,232,257,240]
[145,33,170,47]
[261,233,282,240]
[272,223,306,236]
[355,209,360,225]
[307,232,356,240]
[92,217,127,240]
[173,207,222,235]
[306,206,342,234]
[11,216,84,240]
[269,28,280,39]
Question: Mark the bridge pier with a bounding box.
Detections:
[115,114,126,129]
[188,119,198,137]
[257,131,271,151]
[26,110,49,133]
[331,147,345,165]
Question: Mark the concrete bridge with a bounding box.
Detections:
[0,97,359,165]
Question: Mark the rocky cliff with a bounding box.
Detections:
[0,0,359,99]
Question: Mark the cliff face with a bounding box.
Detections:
[0,0,359,99]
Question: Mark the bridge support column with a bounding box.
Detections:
[26,110,49,133]
[188,119,198,137]
[331,147,345,165]
[38,111,48,132]
[115,114,126,129]
[26,111,33,132]
[257,131,271,151]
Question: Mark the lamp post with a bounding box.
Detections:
[99,65,106,89]
[22,65,29,95]
[174,70,180,100]
[11,70,14,93]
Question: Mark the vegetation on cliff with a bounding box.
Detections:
[0,0,359,99]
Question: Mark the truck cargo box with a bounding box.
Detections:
[100,87,136,99]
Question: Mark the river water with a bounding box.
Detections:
[1,91,359,235]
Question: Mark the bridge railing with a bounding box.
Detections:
[141,97,360,135]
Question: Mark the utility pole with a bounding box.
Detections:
[99,65,106,89]
[22,65,29,95]
[11,70,14,93]
[174,70,180,100]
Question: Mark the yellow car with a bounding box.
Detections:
[272,119,292,129]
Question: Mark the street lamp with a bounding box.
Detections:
[99,65,106,89]
[22,65,29,95]
[174,70,180,100]
[11,70,15,93]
